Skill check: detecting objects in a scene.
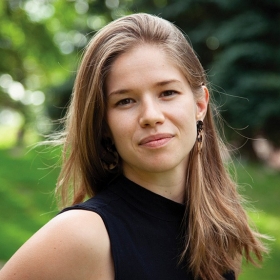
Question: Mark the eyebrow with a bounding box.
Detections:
[155,79,181,87]
[108,79,181,96]
[108,88,131,96]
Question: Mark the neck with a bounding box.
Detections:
[123,167,186,204]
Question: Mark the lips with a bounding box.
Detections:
[139,133,174,146]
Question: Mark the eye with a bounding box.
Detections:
[116,98,134,106]
[160,90,178,97]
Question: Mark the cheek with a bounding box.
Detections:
[107,115,131,148]
[176,99,197,123]
[107,120,119,143]
[181,118,196,138]
[177,102,197,140]
[106,113,117,142]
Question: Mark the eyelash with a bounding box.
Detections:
[115,90,179,107]
[115,98,134,106]
[161,90,178,97]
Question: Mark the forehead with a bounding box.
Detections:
[112,44,176,69]
[106,44,187,93]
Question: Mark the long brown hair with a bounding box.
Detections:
[54,13,268,280]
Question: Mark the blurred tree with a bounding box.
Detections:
[0,0,69,143]
[0,0,131,133]
[144,0,280,156]
[1,0,280,158]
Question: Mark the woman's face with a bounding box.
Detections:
[106,44,208,180]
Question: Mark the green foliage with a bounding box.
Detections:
[235,162,280,280]
[128,0,280,149]
[0,147,59,260]
[0,146,279,279]
[1,0,280,151]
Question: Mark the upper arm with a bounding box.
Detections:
[0,210,113,280]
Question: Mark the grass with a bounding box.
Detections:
[235,162,280,280]
[0,135,279,278]
[0,145,60,260]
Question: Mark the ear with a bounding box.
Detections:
[196,86,209,121]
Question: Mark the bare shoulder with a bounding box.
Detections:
[0,210,114,280]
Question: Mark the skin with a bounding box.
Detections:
[107,44,209,203]
[0,44,208,279]
[0,210,114,279]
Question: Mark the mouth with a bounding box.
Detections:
[139,133,174,147]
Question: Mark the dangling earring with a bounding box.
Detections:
[100,137,119,171]
[196,120,203,154]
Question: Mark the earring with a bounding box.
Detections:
[100,137,119,171]
[197,120,203,154]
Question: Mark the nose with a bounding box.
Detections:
[139,98,165,128]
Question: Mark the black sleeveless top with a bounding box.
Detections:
[61,175,235,280]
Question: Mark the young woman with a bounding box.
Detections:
[0,13,267,280]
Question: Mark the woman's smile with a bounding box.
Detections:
[138,133,174,148]
[106,44,207,178]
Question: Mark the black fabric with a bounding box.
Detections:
[61,175,235,280]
